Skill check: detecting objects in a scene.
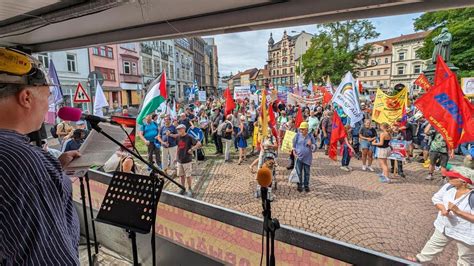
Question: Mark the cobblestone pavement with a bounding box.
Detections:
[196,150,458,265]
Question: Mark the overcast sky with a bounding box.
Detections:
[205,13,422,77]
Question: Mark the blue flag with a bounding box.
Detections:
[48,60,63,105]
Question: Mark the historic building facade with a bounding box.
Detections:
[357,39,394,91]
[189,37,206,89]
[390,32,429,89]
[118,43,142,107]
[174,38,194,101]
[267,30,313,88]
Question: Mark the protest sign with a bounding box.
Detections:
[198,90,207,102]
[234,86,251,100]
[387,140,407,161]
[461,77,474,97]
[277,86,288,103]
[281,130,296,153]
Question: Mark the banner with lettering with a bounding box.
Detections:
[277,86,288,103]
[372,88,408,125]
[414,73,432,91]
[332,72,364,126]
[415,73,474,149]
[233,86,251,100]
[287,93,322,106]
[72,179,349,266]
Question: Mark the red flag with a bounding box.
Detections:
[459,99,474,144]
[434,55,452,86]
[294,106,303,128]
[414,73,432,91]
[224,88,235,116]
[319,86,333,106]
[328,111,347,160]
[268,102,276,127]
[358,80,364,94]
[415,73,474,149]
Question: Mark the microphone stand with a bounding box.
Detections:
[89,121,185,266]
[260,187,280,266]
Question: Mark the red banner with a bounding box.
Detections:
[414,73,432,91]
[415,73,474,149]
[328,112,347,160]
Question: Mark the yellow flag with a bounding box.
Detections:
[261,90,268,137]
[372,88,408,125]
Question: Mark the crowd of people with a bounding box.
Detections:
[52,94,474,194]
[47,92,474,263]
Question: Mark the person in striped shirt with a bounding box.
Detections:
[0,48,81,265]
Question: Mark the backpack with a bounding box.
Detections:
[197,148,205,161]
[217,121,230,137]
[50,124,59,138]
[446,185,474,208]
[242,124,249,139]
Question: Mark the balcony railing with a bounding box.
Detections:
[120,73,142,83]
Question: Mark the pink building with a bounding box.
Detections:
[118,43,142,107]
[88,44,121,108]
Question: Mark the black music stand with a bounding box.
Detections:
[95,171,164,266]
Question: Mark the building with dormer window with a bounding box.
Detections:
[267,30,313,88]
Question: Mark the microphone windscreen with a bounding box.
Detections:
[256,166,272,187]
[57,107,82,122]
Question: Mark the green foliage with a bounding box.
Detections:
[414,8,474,78]
[301,20,379,83]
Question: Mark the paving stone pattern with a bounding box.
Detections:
[197,151,458,265]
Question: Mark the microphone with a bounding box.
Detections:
[57,107,118,125]
[257,166,272,188]
[257,166,272,202]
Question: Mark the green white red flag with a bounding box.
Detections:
[137,71,167,125]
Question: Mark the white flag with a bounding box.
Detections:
[332,72,363,126]
[308,80,313,96]
[94,82,109,117]
[170,98,177,119]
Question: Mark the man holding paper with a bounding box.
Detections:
[0,48,81,265]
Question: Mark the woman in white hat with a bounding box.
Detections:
[411,166,474,264]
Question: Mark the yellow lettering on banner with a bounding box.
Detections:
[281,130,296,153]
[428,116,454,146]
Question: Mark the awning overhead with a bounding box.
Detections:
[0,0,473,52]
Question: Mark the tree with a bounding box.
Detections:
[414,8,474,78]
[300,20,379,84]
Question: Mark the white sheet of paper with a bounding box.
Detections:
[66,123,133,171]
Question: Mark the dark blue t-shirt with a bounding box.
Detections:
[64,139,83,152]
[159,125,178,147]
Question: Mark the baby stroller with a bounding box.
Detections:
[254,150,278,199]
